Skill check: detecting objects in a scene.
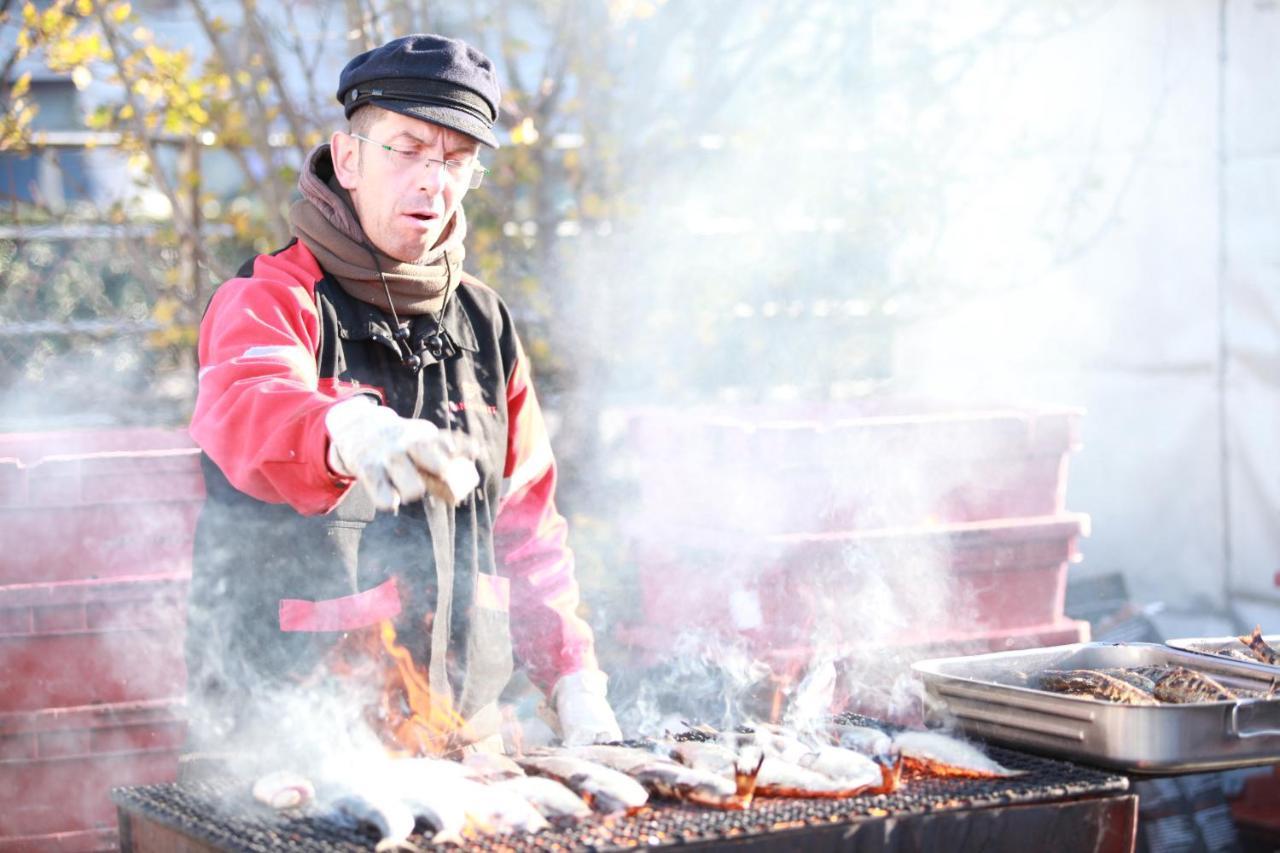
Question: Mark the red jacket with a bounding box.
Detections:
[188,240,597,701]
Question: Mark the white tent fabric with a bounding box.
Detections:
[894,1,1280,620]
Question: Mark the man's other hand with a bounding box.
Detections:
[553,669,623,746]
[325,396,479,510]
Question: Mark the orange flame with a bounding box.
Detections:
[375,620,473,756]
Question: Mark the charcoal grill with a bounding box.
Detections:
[114,742,1135,853]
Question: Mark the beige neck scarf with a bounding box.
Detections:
[289,144,465,316]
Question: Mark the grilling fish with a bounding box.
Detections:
[671,738,896,798]
[1036,669,1158,705]
[799,745,900,793]
[514,752,649,814]
[827,722,894,758]
[702,724,813,766]
[668,740,740,776]
[330,792,419,852]
[572,744,760,810]
[382,759,476,845]
[1240,627,1280,666]
[490,775,592,820]
[892,731,1022,779]
[454,778,550,835]
[460,752,525,781]
[251,770,315,809]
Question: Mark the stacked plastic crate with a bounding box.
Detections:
[615,403,1091,713]
[0,430,201,852]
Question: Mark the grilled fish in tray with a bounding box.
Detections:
[1145,666,1237,703]
[1036,669,1158,705]
[1240,626,1280,666]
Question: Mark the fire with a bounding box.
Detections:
[324,619,473,756]
[375,620,473,756]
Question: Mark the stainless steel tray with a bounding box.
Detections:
[913,642,1280,774]
[1166,634,1280,673]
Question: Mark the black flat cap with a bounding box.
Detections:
[337,34,501,148]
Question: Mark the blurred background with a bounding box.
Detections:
[2,1,1280,848]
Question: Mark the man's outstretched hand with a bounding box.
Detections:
[325,395,479,510]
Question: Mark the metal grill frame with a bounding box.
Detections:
[113,744,1129,853]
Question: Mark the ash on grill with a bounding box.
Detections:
[114,720,1128,853]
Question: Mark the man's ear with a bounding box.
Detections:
[331,130,359,190]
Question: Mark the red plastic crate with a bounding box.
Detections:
[0,441,204,584]
[0,574,189,712]
[628,514,1088,655]
[0,429,197,464]
[0,828,116,853]
[0,699,185,846]
[621,404,1081,534]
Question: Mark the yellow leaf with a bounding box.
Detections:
[119,103,134,119]
[511,116,539,145]
[111,2,131,23]
[76,0,92,15]
[152,298,177,324]
[11,72,31,99]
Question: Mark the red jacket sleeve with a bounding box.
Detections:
[494,341,598,693]
[189,243,364,515]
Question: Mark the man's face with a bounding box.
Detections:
[331,109,482,263]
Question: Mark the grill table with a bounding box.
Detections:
[113,746,1135,853]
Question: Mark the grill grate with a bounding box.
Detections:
[114,739,1128,852]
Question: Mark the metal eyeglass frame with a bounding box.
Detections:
[350,133,489,189]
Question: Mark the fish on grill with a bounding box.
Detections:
[892,731,1022,779]
[799,746,902,794]
[571,744,760,810]
[329,792,418,852]
[751,754,888,799]
[826,721,893,757]
[489,775,592,820]
[251,770,315,809]
[1036,669,1158,705]
[380,757,554,841]
[513,752,649,815]
[1239,626,1280,665]
[456,778,551,835]
[382,759,486,844]
[461,752,525,781]
[668,739,741,776]
[672,732,900,798]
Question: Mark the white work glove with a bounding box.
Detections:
[325,395,479,511]
[552,670,623,746]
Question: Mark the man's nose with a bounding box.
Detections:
[417,158,448,193]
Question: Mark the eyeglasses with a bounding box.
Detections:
[350,133,489,189]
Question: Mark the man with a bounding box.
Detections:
[185,33,621,758]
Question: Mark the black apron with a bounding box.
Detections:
[184,262,519,761]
